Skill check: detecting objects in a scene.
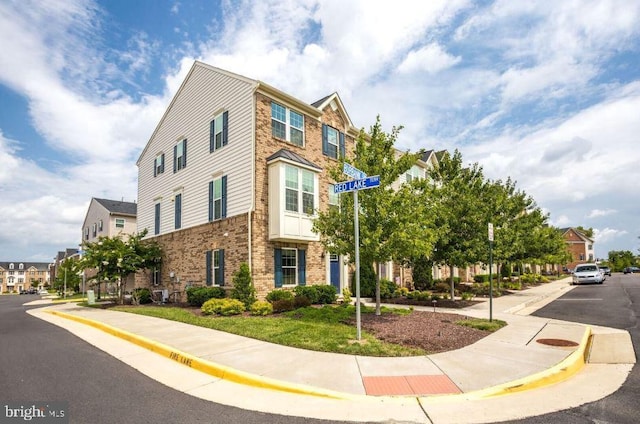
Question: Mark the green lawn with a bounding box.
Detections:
[112,304,426,357]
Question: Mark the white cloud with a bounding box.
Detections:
[594,227,628,244]
[587,209,617,219]
[397,43,461,75]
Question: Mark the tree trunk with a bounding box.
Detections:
[449,265,455,301]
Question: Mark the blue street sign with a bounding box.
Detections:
[333,175,381,194]
[343,163,367,180]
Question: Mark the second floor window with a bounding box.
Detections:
[209,176,227,221]
[210,111,228,152]
[406,165,423,183]
[154,204,160,235]
[115,218,125,228]
[271,102,304,147]
[174,139,187,172]
[154,153,165,176]
[174,193,182,229]
[285,166,314,215]
[322,125,345,159]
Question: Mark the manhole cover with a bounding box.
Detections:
[536,338,579,347]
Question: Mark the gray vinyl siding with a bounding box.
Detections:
[137,64,256,237]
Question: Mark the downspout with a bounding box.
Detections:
[249,88,257,273]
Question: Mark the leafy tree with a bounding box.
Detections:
[314,116,438,314]
[576,226,594,238]
[230,263,256,309]
[428,150,488,299]
[54,258,82,295]
[80,229,162,304]
[410,255,434,290]
[608,250,636,271]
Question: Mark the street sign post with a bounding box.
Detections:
[335,170,381,340]
[488,223,494,322]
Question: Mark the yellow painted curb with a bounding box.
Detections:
[45,309,373,402]
[45,308,591,405]
[421,325,592,404]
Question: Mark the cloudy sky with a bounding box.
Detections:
[1,0,639,262]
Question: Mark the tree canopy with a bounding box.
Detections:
[80,229,162,303]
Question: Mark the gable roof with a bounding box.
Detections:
[0,262,51,271]
[266,149,322,171]
[94,198,137,216]
[136,61,359,165]
[560,227,594,243]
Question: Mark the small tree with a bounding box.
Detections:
[54,258,82,294]
[80,229,162,304]
[230,263,256,309]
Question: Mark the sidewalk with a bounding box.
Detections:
[27,278,636,423]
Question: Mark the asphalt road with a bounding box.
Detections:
[504,272,640,424]
[0,295,355,424]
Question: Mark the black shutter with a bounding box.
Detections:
[339,132,345,158]
[221,176,227,218]
[205,251,212,286]
[218,249,225,286]
[209,119,215,153]
[208,181,213,221]
[298,249,306,286]
[222,111,229,146]
[322,124,328,156]
[173,145,177,173]
[274,248,283,287]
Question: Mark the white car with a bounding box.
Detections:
[572,263,603,285]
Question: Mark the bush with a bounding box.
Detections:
[230,263,256,309]
[293,295,312,309]
[186,286,226,306]
[342,288,352,305]
[433,282,450,293]
[133,287,152,304]
[461,291,475,301]
[500,263,512,279]
[266,289,294,303]
[350,262,377,297]
[412,256,434,290]
[271,298,294,313]
[315,285,337,304]
[201,298,245,316]
[379,279,398,299]
[250,300,273,316]
[293,286,320,304]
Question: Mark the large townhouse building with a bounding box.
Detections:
[0,261,51,293]
[136,61,360,298]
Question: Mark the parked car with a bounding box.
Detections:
[599,266,611,276]
[623,266,640,274]
[572,263,603,285]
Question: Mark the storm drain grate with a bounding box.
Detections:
[536,338,579,347]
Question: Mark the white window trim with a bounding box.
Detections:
[271,102,305,146]
[282,247,298,287]
[284,165,316,216]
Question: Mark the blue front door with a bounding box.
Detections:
[329,254,340,292]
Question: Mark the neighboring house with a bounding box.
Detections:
[561,227,595,269]
[81,198,137,243]
[0,261,51,293]
[50,248,79,288]
[136,61,361,298]
[80,198,138,294]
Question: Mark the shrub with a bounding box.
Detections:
[230,263,256,309]
[433,282,450,293]
[201,298,245,316]
[379,279,398,299]
[461,291,475,301]
[500,263,512,279]
[350,262,377,297]
[398,287,409,297]
[271,298,294,313]
[186,286,226,307]
[315,285,337,304]
[293,286,320,304]
[412,256,434,290]
[250,300,273,316]
[342,288,352,305]
[266,289,294,303]
[293,295,312,309]
[133,287,152,304]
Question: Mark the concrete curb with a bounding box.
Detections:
[45,308,592,404]
[421,325,592,404]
